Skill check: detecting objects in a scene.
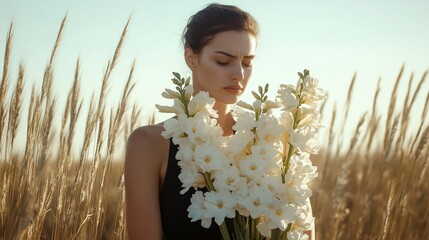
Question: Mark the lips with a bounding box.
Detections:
[223,85,243,94]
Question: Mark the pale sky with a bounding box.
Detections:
[1,0,428,155]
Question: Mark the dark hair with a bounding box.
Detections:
[183,3,259,54]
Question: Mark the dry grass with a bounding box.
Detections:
[0,18,139,239]
[1,19,428,240]
[312,65,429,239]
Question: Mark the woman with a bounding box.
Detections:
[124,3,314,240]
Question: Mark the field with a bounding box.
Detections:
[1,19,428,239]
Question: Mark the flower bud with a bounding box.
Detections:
[236,100,253,111]
[156,104,180,114]
[185,85,194,99]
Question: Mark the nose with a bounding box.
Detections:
[230,63,244,81]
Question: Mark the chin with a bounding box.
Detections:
[218,96,240,105]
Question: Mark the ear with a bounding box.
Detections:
[184,47,198,71]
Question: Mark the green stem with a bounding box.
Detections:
[220,222,231,240]
[203,172,231,240]
[281,143,295,183]
[250,217,261,240]
[250,218,255,240]
[203,172,215,191]
[281,80,304,183]
[271,228,282,240]
[283,224,292,240]
[182,94,190,117]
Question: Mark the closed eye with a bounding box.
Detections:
[217,61,229,66]
[242,60,253,67]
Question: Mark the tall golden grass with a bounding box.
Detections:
[1,19,428,239]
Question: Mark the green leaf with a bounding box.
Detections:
[175,86,181,92]
[172,78,181,86]
[298,72,304,79]
[251,91,260,100]
[172,72,181,79]
[263,95,268,102]
[264,83,269,93]
[258,86,263,95]
[304,69,310,76]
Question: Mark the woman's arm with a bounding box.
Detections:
[124,127,164,240]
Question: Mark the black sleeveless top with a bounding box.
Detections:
[159,138,233,240]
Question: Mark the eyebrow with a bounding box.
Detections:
[214,50,255,59]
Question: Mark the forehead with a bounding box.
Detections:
[202,31,257,57]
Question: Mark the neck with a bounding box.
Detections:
[213,101,234,136]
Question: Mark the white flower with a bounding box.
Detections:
[162,88,181,99]
[157,74,323,238]
[203,191,236,226]
[289,128,319,154]
[279,111,294,132]
[277,84,299,111]
[291,201,314,232]
[238,185,273,219]
[301,76,326,107]
[228,130,254,156]
[287,185,312,207]
[250,142,279,161]
[267,200,296,231]
[290,153,318,186]
[175,139,194,162]
[236,100,253,111]
[285,156,317,206]
[180,117,201,144]
[253,100,263,113]
[287,201,313,240]
[213,165,241,192]
[193,111,224,140]
[255,114,283,141]
[184,84,194,99]
[297,104,322,128]
[302,76,326,98]
[256,219,272,238]
[249,142,282,174]
[303,76,318,92]
[234,176,250,200]
[155,104,180,114]
[161,117,181,139]
[188,91,217,117]
[194,142,226,173]
[232,107,257,131]
[188,191,212,228]
[287,230,309,240]
[173,99,186,113]
[239,155,269,182]
[263,100,280,111]
[261,175,287,199]
[178,161,206,194]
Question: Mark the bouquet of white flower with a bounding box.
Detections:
[156,70,325,240]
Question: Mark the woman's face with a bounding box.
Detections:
[186,30,257,104]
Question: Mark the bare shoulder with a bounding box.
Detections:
[124,123,168,239]
[125,123,167,167]
[127,123,165,145]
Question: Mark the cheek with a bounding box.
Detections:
[245,68,253,78]
[199,60,225,83]
[196,61,218,90]
[239,69,252,92]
